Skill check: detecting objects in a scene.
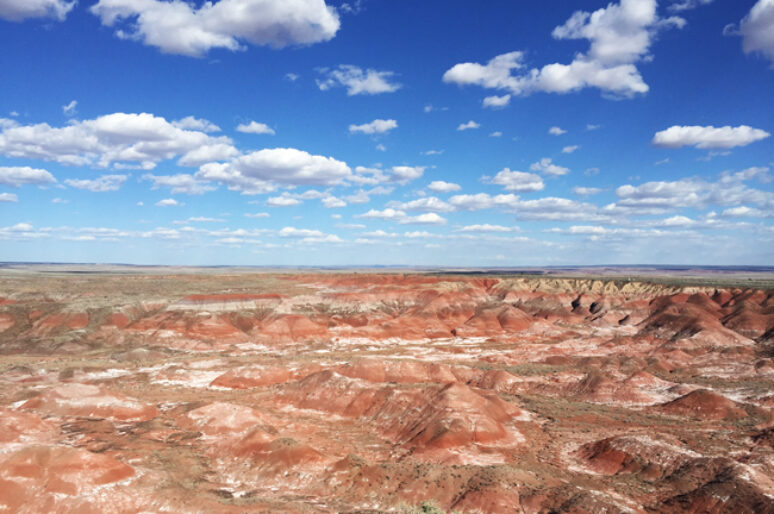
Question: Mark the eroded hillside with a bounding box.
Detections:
[0,272,773,513]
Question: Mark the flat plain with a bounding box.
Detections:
[0,266,773,513]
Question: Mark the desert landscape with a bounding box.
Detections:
[0,267,773,513]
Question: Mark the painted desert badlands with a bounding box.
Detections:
[1,268,773,513]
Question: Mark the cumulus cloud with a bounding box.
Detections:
[317,65,401,95]
[267,193,302,207]
[348,119,397,135]
[278,226,343,243]
[0,112,236,170]
[548,126,566,135]
[172,116,221,132]
[457,120,480,131]
[530,158,570,176]
[142,173,216,195]
[732,0,774,66]
[196,147,351,193]
[489,131,502,138]
[443,0,684,98]
[608,171,774,215]
[489,168,545,192]
[0,0,75,21]
[448,193,518,211]
[562,145,580,154]
[482,94,511,109]
[401,213,447,225]
[573,186,603,195]
[279,227,323,238]
[722,205,772,218]
[388,197,455,213]
[156,198,182,207]
[0,166,57,187]
[390,166,425,183]
[236,121,276,135]
[90,0,340,57]
[458,224,518,233]
[357,208,447,225]
[0,193,18,202]
[321,195,346,208]
[513,197,604,221]
[65,174,128,192]
[427,180,461,193]
[652,125,770,149]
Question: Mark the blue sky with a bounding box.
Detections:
[0,0,772,266]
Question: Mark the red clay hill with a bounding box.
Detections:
[0,270,773,512]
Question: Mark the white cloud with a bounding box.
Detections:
[489,131,502,138]
[659,215,696,226]
[236,121,276,135]
[530,158,570,176]
[358,208,405,221]
[669,0,714,12]
[0,193,18,202]
[0,0,75,21]
[285,73,300,82]
[65,174,128,192]
[321,195,346,208]
[443,51,526,91]
[720,166,771,183]
[400,213,447,225]
[156,198,182,207]
[390,165,425,183]
[652,125,770,149]
[734,0,774,66]
[90,0,340,57]
[62,100,77,116]
[548,126,566,135]
[423,149,444,156]
[482,94,511,109]
[573,186,603,195]
[562,145,580,154]
[172,116,221,132]
[608,172,774,215]
[722,205,772,218]
[267,193,302,207]
[357,208,446,225]
[350,166,389,185]
[388,197,454,213]
[458,224,517,233]
[443,0,684,98]
[457,120,481,131]
[376,144,386,152]
[142,173,216,195]
[0,166,57,187]
[448,193,518,211]
[0,112,236,169]
[245,212,270,218]
[427,180,461,193]
[279,227,323,238]
[317,65,401,95]
[587,124,601,131]
[348,119,397,135]
[514,197,603,221]
[489,168,544,192]
[196,147,351,192]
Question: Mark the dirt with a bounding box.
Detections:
[0,271,772,513]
